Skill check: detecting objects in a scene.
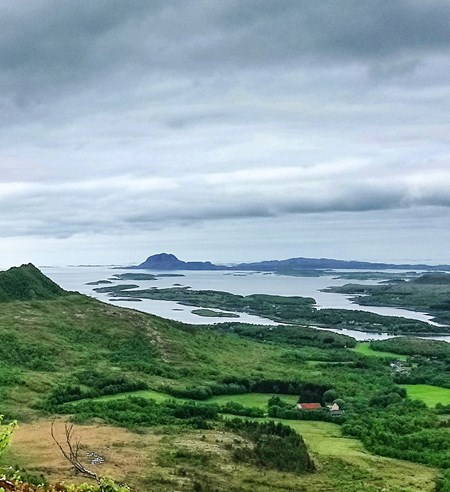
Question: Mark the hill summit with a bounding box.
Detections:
[0,263,65,302]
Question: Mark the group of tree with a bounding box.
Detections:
[225,419,315,474]
[42,371,148,409]
[342,388,450,468]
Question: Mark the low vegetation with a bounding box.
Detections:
[371,337,450,359]
[3,265,450,490]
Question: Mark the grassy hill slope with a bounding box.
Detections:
[0,263,65,302]
[0,265,445,491]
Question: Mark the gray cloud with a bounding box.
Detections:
[2,1,450,100]
[0,163,449,239]
[0,1,449,264]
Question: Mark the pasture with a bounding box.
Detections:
[350,342,407,360]
[402,384,450,407]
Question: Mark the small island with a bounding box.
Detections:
[112,273,158,281]
[191,308,240,318]
[111,298,143,302]
[156,273,186,278]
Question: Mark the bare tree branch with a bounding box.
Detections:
[51,421,99,482]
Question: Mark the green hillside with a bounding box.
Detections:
[0,263,65,302]
[0,266,449,491]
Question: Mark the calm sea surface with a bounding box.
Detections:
[42,266,450,342]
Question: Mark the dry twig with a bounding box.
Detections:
[50,422,99,483]
[0,478,15,491]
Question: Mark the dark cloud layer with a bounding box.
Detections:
[2,1,450,99]
[0,1,449,264]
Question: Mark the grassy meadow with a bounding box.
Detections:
[401,384,450,407]
[94,389,298,409]
[350,342,408,360]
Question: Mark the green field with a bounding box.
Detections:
[94,389,298,409]
[257,418,382,460]
[207,392,297,408]
[402,384,450,407]
[93,389,173,403]
[350,342,407,360]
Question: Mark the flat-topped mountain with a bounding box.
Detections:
[0,263,65,301]
[130,253,450,272]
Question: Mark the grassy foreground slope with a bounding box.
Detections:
[1,419,436,492]
[0,265,444,491]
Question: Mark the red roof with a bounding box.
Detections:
[299,403,322,410]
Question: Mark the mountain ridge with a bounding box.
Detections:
[131,253,450,272]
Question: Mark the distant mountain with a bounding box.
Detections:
[0,263,66,302]
[131,253,450,272]
[236,258,450,271]
[133,253,223,270]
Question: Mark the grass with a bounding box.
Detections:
[93,389,298,410]
[207,392,298,408]
[1,418,437,492]
[280,420,362,456]
[0,289,399,421]
[0,420,165,489]
[0,268,444,491]
[222,416,362,457]
[350,342,407,360]
[401,384,450,407]
[0,294,339,417]
[93,389,173,403]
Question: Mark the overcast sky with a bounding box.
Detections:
[1,0,450,267]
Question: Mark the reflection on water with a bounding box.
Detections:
[42,266,450,342]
